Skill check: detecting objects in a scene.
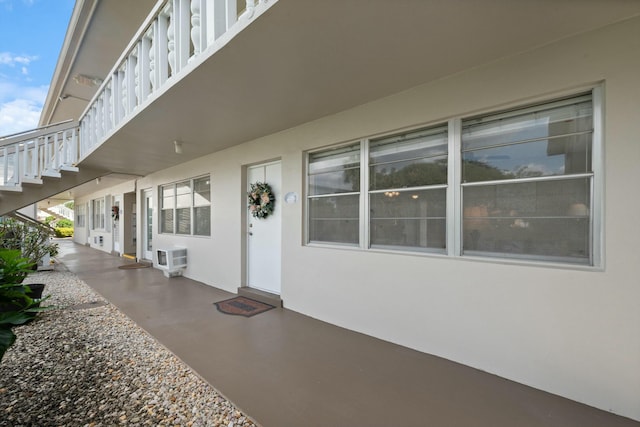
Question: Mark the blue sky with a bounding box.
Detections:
[0,0,74,136]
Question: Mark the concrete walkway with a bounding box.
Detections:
[56,240,638,427]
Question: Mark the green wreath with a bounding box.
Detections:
[248,182,275,219]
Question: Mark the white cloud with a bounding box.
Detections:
[0,52,37,67]
[21,66,28,75]
[0,82,48,135]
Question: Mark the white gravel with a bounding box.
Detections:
[0,270,258,427]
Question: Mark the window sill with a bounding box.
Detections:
[304,243,603,271]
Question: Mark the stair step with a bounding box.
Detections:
[22,177,43,185]
[0,184,22,192]
[237,287,282,307]
[59,165,79,172]
[41,170,62,178]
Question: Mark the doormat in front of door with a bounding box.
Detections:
[214,296,275,317]
[118,263,150,269]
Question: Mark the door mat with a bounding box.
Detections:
[118,263,150,269]
[214,296,275,317]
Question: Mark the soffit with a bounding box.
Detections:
[42,0,156,126]
[73,0,640,175]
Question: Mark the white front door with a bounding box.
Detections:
[142,189,153,260]
[113,196,121,254]
[247,161,282,294]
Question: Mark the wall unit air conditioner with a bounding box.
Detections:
[157,247,187,277]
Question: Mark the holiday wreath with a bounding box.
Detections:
[247,182,275,219]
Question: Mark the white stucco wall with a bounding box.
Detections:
[77,17,640,420]
[74,181,135,254]
[72,200,88,247]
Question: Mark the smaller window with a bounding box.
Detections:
[369,125,448,252]
[307,144,361,245]
[92,198,105,230]
[193,176,211,236]
[175,180,192,235]
[161,184,175,234]
[76,203,86,227]
[160,175,211,236]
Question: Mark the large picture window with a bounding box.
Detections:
[461,95,593,263]
[306,90,600,266]
[160,175,211,236]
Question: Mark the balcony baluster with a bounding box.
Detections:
[75,0,275,161]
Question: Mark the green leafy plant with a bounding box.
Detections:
[0,218,59,267]
[0,249,32,284]
[54,227,74,238]
[56,218,73,228]
[0,249,51,362]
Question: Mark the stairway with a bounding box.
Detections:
[40,206,74,222]
[0,121,104,216]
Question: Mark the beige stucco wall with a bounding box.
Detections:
[78,17,640,420]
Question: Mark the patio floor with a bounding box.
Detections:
[56,240,638,427]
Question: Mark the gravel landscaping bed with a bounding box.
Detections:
[0,270,258,427]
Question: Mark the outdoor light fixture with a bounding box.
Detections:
[73,74,103,87]
[174,140,183,154]
[59,94,91,102]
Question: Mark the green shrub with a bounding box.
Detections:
[54,227,74,238]
[0,218,58,266]
[56,219,73,228]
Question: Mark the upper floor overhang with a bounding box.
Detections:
[42,0,640,178]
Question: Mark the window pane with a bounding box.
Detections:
[309,144,360,174]
[161,209,174,233]
[370,157,447,190]
[462,99,593,150]
[308,169,360,195]
[370,188,446,251]
[463,134,592,182]
[162,185,174,209]
[308,195,359,244]
[370,126,447,164]
[309,144,360,196]
[463,179,590,262]
[369,126,447,190]
[194,206,211,236]
[176,207,191,234]
[194,176,210,206]
[462,98,593,184]
[176,181,192,209]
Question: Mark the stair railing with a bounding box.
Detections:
[0,121,79,188]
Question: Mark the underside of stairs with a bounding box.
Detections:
[0,121,107,216]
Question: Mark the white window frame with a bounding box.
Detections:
[159,175,211,237]
[305,87,603,268]
[91,197,106,230]
[76,203,86,228]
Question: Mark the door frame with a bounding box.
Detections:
[141,188,153,261]
[112,195,122,255]
[244,160,282,294]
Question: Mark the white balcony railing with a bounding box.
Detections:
[79,0,271,159]
[0,121,79,189]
